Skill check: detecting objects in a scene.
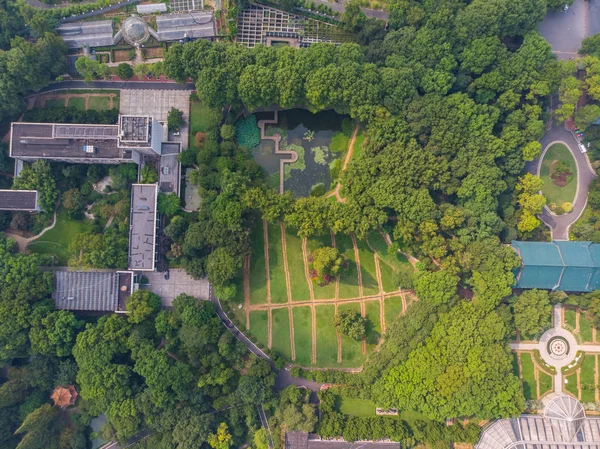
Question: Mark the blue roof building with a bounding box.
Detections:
[512,241,600,292]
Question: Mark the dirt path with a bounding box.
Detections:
[577,369,582,400]
[360,300,367,355]
[243,255,251,329]
[247,291,403,311]
[331,231,340,300]
[378,229,419,268]
[263,220,272,305]
[596,355,599,402]
[302,237,317,365]
[351,233,364,298]
[535,364,541,400]
[280,222,296,361]
[325,124,360,203]
[576,310,581,332]
[104,215,114,230]
[268,309,273,349]
[4,206,58,252]
[380,297,386,335]
[335,303,342,364]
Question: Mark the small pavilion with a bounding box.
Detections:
[50,385,78,408]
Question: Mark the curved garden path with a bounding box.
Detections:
[5,207,58,252]
[325,124,360,203]
[533,124,597,240]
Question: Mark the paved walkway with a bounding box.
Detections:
[311,0,388,20]
[530,122,597,240]
[33,80,196,95]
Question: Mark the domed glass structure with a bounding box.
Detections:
[544,395,586,441]
[121,16,150,46]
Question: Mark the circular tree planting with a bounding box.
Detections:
[540,143,578,214]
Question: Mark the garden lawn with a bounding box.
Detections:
[565,373,579,398]
[45,98,65,108]
[379,261,397,294]
[384,296,404,329]
[580,312,594,343]
[356,238,379,296]
[520,352,537,400]
[307,233,336,300]
[249,223,268,305]
[335,234,360,299]
[539,370,553,397]
[249,311,269,349]
[364,300,381,347]
[271,308,292,360]
[292,306,312,366]
[540,143,577,207]
[338,397,376,417]
[67,97,86,110]
[285,230,311,302]
[28,209,91,266]
[189,99,219,137]
[315,305,338,367]
[565,308,577,331]
[367,230,412,272]
[338,302,365,368]
[580,355,597,402]
[268,223,288,304]
[88,96,112,111]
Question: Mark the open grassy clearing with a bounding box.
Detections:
[356,239,379,296]
[267,223,288,304]
[307,234,336,300]
[565,373,579,397]
[379,262,397,294]
[285,230,311,302]
[338,302,366,367]
[580,355,597,402]
[539,370,553,397]
[540,143,577,207]
[28,209,91,265]
[249,310,269,349]
[519,352,537,400]
[565,308,577,330]
[271,308,292,360]
[384,296,404,330]
[67,97,86,110]
[189,98,220,148]
[315,305,338,367]
[365,300,381,347]
[580,312,594,343]
[88,96,112,111]
[335,233,360,299]
[292,307,313,366]
[249,223,268,305]
[45,98,65,108]
[338,397,376,417]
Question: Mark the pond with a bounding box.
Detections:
[247,109,353,197]
[90,414,107,449]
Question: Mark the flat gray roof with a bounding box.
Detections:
[56,20,115,49]
[54,271,132,312]
[156,12,216,41]
[0,190,38,211]
[129,184,158,271]
[10,123,129,161]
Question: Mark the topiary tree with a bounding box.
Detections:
[562,202,573,213]
[116,63,134,80]
[309,246,343,286]
[220,124,235,141]
[332,310,366,341]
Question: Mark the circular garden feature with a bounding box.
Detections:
[547,336,570,359]
[540,143,577,215]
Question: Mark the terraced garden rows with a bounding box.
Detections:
[243,220,416,368]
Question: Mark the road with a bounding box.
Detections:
[33,80,195,95]
[531,122,597,240]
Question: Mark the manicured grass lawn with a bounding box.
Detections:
[249,310,269,349]
[285,230,311,302]
[338,397,376,417]
[315,305,338,367]
[580,355,597,402]
[189,98,220,148]
[67,97,86,110]
[356,238,379,296]
[365,300,381,346]
[249,223,268,305]
[539,370,553,397]
[271,308,292,360]
[338,302,365,368]
[335,234,360,299]
[379,261,397,294]
[520,352,537,400]
[565,308,577,330]
[292,306,313,366]
[565,373,579,398]
[580,312,594,343]
[384,296,404,330]
[45,98,65,108]
[28,209,91,265]
[88,96,112,111]
[307,233,336,300]
[540,143,577,207]
[268,223,288,304]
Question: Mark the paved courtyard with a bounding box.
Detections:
[141,269,210,307]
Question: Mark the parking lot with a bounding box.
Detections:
[141,269,210,307]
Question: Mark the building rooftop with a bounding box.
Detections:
[156,12,216,41]
[120,15,151,46]
[476,396,600,449]
[119,115,150,144]
[512,241,600,292]
[10,123,130,161]
[0,190,38,211]
[53,271,132,312]
[56,20,115,49]
[129,184,158,271]
[137,3,167,13]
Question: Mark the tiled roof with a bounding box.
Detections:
[54,271,120,312]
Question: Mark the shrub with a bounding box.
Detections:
[562,202,573,213]
[330,131,349,153]
[235,114,260,149]
[116,63,133,80]
[194,132,206,147]
[220,124,235,140]
[329,158,342,179]
[310,183,325,197]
